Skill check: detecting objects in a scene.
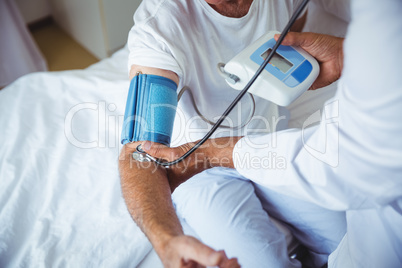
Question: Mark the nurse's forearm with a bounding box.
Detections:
[119,143,183,253]
[203,137,243,169]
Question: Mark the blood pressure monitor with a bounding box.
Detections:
[219,31,319,106]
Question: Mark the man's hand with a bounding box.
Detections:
[275,32,344,90]
[160,235,240,268]
[142,137,242,191]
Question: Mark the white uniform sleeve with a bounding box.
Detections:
[234,0,402,211]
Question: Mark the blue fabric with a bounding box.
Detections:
[121,74,177,145]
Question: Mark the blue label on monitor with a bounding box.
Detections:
[291,60,313,83]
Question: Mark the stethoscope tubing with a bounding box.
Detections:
[137,0,311,167]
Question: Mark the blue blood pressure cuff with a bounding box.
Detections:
[121,74,178,146]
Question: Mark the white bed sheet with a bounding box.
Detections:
[0,48,157,267]
[0,1,350,267]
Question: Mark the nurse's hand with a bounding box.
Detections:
[141,140,210,191]
[275,32,344,90]
[142,137,242,192]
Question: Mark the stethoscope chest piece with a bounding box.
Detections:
[132,144,169,167]
[132,145,154,162]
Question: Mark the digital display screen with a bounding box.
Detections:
[261,49,293,73]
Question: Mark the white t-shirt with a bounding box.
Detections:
[233,0,402,266]
[127,0,305,146]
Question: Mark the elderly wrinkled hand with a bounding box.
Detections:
[275,32,344,90]
[159,235,241,268]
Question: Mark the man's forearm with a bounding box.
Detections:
[119,142,241,268]
[119,143,183,253]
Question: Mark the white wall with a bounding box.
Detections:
[102,0,141,54]
[15,0,51,24]
[49,0,141,59]
[50,0,107,59]
[13,0,141,59]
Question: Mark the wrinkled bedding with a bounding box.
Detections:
[0,48,155,267]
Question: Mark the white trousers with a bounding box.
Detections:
[172,167,346,268]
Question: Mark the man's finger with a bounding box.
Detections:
[221,258,241,268]
[181,259,202,268]
[178,237,231,267]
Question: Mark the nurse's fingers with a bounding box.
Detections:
[142,140,186,161]
[274,32,315,47]
[274,32,329,59]
[274,32,344,90]
[274,33,343,62]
